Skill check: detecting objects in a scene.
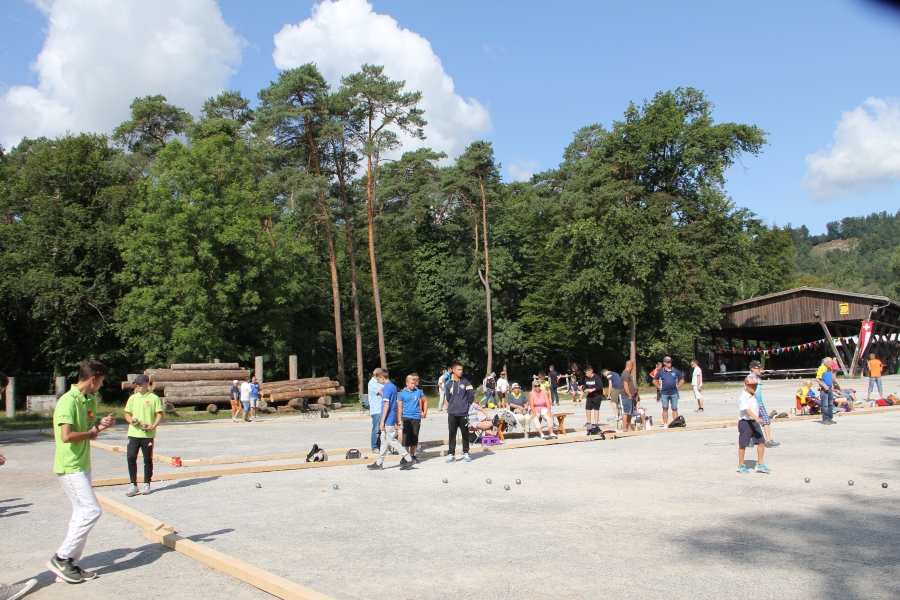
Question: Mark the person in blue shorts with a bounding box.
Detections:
[653,356,684,427]
[398,375,426,461]
[748,361,779,447]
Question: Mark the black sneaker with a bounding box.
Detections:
[366,462,383,470]
[411,456,419,464]
[74,566,98,580]
[764,440,780,448]
[47,555,83,584]
[399,459,415,470]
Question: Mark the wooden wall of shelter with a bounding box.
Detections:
[701,287,900,375]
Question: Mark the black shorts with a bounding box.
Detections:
[738,420,765,447]
[402,419,421,447]
[585,396,603,411]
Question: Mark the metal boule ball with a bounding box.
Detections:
[882,482,888,489]
[504,484,510,490]
[486,478,492,484]
[516,479,521,485]
[804,477,810,483]
[848,480,854,486]
[333,484,339,490]
[255,483,261,488]
[442,478,448,484]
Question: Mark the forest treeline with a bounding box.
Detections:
[4,62,867,399]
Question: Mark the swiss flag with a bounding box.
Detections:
[859,321,874,355]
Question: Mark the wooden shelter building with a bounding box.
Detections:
[700,287,900,377]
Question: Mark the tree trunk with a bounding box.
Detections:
[303,116,345,390]
[630,314,638,380]
[366,147,388,369]
[335,151,365,397]
[478,173,493,377]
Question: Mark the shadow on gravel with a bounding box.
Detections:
[0,502,31,518]
[187,528,235,543]
[678,498,900,598]
[152,476,220,492]
[0,433,55,446]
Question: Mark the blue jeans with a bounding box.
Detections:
[868,377,883,393]
[371,414,382,451]
[820,389,834,421]
[661,393,679,410]
[550,386,560,405]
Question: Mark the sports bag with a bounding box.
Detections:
[888,394,900,404]
[876,399,889,406]
[668,415,686,428]
[345,449,361,460]
[585,423,606,439]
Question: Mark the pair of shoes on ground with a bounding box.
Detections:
[445,453,472,463]
[125,483,151,497]
[47,555,98,584]
[737,464,771,474]
[821,419,836,425]
[367,456,417,470]
[0,579,38,599]
[541,434,558,440]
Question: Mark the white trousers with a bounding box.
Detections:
[56,471,102,563]
[437,387,446,411]
[377,427,409,465]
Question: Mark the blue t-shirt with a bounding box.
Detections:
[249,382,260,398]
[368,377,384,416]
[607,372,622,389]
[399,388,424,420]
[381,382,399,426]
[654,367,683,395]
[230,385,239,400]
[821,369,833,387]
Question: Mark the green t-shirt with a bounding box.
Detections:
[125,391,163,439]
[53,385,97,474]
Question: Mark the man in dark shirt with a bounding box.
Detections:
[547,365,560,406]
[582,367,603,428]
[653,356,684,427]
[445,362,475,462]
[602,369,622,425]
[620,361,636,432]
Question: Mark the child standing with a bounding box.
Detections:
[48,360,116,584]
[124,374,163,497]
[737,376,770,474]
[398,375,426,461]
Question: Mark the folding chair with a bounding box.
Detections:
[359,393,370,416]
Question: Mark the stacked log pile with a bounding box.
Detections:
[120,363,251,411]
[259,377,344,410]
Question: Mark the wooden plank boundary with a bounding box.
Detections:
[95,493,334,600]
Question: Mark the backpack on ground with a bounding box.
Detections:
[668,415,686,428]
[876,399,889,407]
[585,423,606,439]
[306,444,321,462]
[888,394,900,404]
[345,449,361,460]
[775,412,789,419]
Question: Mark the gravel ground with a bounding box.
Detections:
[4,374,899,599]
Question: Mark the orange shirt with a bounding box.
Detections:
[869,359,884,378]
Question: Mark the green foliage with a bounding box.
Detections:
[113,95,192,157]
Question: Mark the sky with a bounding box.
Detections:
[1,0,899,234]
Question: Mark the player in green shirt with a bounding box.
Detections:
[48,359,115,585]
[124,374,163,497]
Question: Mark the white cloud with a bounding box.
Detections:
[507,160,539,182]
[0,0,243,150]
[803,97,900,200]
[272,0,491,162]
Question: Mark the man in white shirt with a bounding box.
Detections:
[367,368,384,452]
[239,377,253,422]
[495,371,509,408]
[737,376,770,474]
[691,359,704,413]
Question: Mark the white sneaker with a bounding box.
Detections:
[125,484,140,497]
[2,578,38,600]
[140,483,151,495]
[463,453,471,462]
[232,417,238,422]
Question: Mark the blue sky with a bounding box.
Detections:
[2,0,899,233]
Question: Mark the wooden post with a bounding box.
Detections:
[55,376,66,397]
[289,355,297,381]
[819,321,848,377]
[255,356,264,384]
[5,377,14,418]
[213,358,220,364]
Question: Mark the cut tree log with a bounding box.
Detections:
[143,369,250,381]
[171,363,240,370]
[122,379,241,390]
[165,395,232,406]
[164,402,175,413]
[258,377,331,392]
[206,404,219,414]
[164,386,233,397]
[267,387,343,402]
[331,402,342,410]
[257,380,339,394]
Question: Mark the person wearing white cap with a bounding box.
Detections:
[507,383,532,432]
[230,380,241,422]
[737,376,770,474]
[495,371,509,408]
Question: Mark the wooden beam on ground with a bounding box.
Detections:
[95,493,334,600]
[171,363,242,370]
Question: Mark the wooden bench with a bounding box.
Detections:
[553,412,572,435]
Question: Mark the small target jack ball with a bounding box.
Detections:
[848,480,854,486]
[804,477,810,483]
[882,482,888,489]
[442,478,448,484]
[486,478,492,484]
[333,484,339,490]
[516,479,522,485]
[255,483,261,488]
[504,484,510,491]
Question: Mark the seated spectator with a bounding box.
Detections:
[528,382,557,440]
[507,383,533,432]
[833,382,856,411]
[634,396,653,429]
[795,379,815,412]
[468,401,495,436]
[567,373,581,402]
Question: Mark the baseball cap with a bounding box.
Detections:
[490,372,496,377]
[133,374,150,385]
[743,375,758,386]
[663,356,672,362]
[233,379,238,384]
[511,382,520,389]
[749,360,762,368]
